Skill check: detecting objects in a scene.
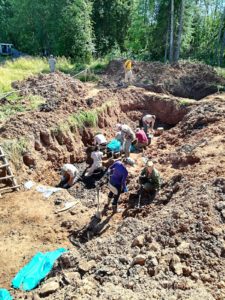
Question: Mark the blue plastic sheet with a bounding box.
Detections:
[107,139,121,153]
[12,248,67,291]
[0,289,12,300]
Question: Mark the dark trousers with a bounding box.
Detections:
[108,185,121,206]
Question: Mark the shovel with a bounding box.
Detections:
[95,186,101,219]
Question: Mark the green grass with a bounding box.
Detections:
[54,100,113,133]
[215,67,225,78]
[0,94,46,121]
[179,99,192,107]
[1,138,28,169]
[0,56,75,94]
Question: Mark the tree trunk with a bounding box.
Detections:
[216,7,225,66]
[174,0,185,62]
[164,21,169,63]
[169,0,174,64]
[219,30,225,66]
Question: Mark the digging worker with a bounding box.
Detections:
[94,132,107,151]
[58,163,80,189]
[85,146,103,177]
[135,128,148,150]
[48,54,56,73]
[107,160,128,213]
[139,161,161,194]
[142,114,156,134]
[117,124,135,158]
[124,59,133,83]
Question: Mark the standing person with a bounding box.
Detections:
[57,164,79,188]
[107,160,128,213]
[48,55,56,73]
[124,59,133,84]
[135,128,148,150]
[142,114,156,134]
[85,146,103,177]
[116,124,135,158]
[139,161,161,194]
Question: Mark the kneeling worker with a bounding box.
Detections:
[107,160,128,213]
[94,132,107,150]
[139,161,161,194]
[58,164,79,189]
[135,128,148,150]
[142,114,156,134]
[85,146,103,177]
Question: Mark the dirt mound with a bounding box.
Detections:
[105,60,225,100]
[12,72,86,111]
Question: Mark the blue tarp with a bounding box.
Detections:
[0,289,12,300]
[107,139,121,153]
[12,248,67,291]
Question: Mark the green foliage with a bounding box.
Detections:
[54,101,113,133]
[2,138,28,169]
[92,0,133,55]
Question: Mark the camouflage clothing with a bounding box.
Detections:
[140,167,161,191]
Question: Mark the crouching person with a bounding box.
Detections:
[139,161,161,195]
[107,160,128,213]
[135,128,148,151]
[58,164,79,189]
[85,146,103,177]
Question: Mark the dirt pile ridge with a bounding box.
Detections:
[0,62,225,299]
[12,71,86,111]
[104,60,225,100]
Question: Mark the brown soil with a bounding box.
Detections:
[104,60,225,100]
[0,62,225,299]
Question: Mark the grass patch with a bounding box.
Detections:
[1,138,28,169]
[78,73,99,82]
[0,94,46,121]
[0,56,75,94]
[179,99,192,107]
[215,67,225,78]
[53,100,113,133]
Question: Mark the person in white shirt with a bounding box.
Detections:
[85,146,103,177]
[94,133,107,150]
[58,163,79,188]
[116,124,135,158]
[142,114,156,134]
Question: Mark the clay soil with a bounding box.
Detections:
[0,61,225,300]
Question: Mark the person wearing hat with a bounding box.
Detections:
[48,54,56,73]
[116,123,135,158]
[57,163,79,188]
[142,114,156,134]
[107,160,128,213]
[139,161,161,193]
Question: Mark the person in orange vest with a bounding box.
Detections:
[124,59,133,83]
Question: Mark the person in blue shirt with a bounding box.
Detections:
[107,160,128,213]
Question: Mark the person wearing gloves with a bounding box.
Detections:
[116,123,135,158]
[85,146,103,177]
[107,160,128,213]
[57,164,79,189]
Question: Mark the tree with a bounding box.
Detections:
[92,0,133,55]
[174,0,185,62]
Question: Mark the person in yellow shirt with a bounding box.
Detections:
[124,59,133,83]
